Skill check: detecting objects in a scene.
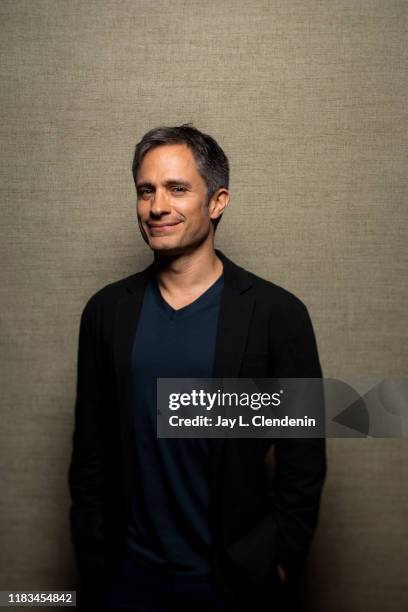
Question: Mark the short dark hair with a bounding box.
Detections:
[132,123,229,230]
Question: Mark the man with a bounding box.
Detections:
[68,124,326,611]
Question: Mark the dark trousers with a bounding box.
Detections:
[103,553,288,612]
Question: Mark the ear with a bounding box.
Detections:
[208,188,230,221]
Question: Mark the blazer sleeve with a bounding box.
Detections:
[270,303,327,579]
[68,299,111,604]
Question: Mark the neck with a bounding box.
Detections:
[153,240,223,298]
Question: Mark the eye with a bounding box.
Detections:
[138,187,153,198]
[172,186,187,193]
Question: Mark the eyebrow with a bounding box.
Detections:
[136,179,193,190]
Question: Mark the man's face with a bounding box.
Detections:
[136,144,214,254]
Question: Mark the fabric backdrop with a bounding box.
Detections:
[0,1,407,610]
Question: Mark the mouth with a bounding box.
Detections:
[147,221,182,234]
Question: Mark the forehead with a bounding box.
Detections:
[137,144,200,180]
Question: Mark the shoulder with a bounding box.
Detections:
[80,269,147,320]
[221,251,313,331]
[240,266,321,373]
[221,251,308,315]
[249,269,309,317]
[231,258,311,333]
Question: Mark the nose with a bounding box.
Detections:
[150,188,171,217]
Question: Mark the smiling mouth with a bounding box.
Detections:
[148,222,180,228]
[147,221,181,229]
[147,221,182,234]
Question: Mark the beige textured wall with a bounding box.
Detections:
[1,1,407,610]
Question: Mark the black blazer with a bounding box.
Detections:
[68,250,326,609]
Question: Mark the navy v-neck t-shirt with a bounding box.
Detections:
[125,271,224,576]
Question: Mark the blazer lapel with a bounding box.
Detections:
[113,264,153,396]
[113,264,153,507]
[209,250,255,531]
[212,249,255,377]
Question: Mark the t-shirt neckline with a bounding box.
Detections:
[150,272,224,320]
